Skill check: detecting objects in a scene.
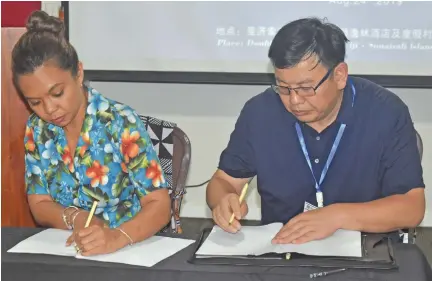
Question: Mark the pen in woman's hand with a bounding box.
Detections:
[74,201,98,253]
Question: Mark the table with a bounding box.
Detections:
[2,218,432,281]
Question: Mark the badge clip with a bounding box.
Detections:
[316,191,324,208]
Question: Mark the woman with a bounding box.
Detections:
[12,11,171,256]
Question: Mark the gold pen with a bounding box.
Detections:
[229,183,249,224]
[84,201,98,228]
[75,201,98,253]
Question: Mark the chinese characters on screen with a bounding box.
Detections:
[215,26,432,50]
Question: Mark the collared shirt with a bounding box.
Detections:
[24,87,168,228]
[219,76,425,225]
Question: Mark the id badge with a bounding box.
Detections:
[316,191,324,208]
[303,201,318,212]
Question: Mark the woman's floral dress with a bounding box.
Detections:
[24,87,167,228]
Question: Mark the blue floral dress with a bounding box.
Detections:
[24,87,168,228]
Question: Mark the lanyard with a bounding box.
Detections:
[295,82,356,207]
[295,123,345,207]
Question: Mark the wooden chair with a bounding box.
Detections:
[139,116,191,234]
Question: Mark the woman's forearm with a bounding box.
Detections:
[118,197,171,245]
[30,200,74,229]
[30,200,104,229]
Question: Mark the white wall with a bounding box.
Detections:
[41,1,61,17]
[89,82,432,226]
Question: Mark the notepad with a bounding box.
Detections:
[196,223,362,258]
[8,228,195,267]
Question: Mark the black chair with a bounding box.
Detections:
[407,129,424,244]
[416,129,424,162]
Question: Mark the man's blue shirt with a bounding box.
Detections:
[218,77,425,225]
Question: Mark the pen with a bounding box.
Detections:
[75,201,98,253]
[229,183,249,224]
[84,201,99,227]
[309,268,347,278]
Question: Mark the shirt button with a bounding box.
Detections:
[316,136,320,140]
[314,158,320,164]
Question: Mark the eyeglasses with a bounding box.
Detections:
[271,67,334,97]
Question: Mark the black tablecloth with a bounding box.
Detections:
[2,218,432,281]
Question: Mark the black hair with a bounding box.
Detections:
[268,17,349,70]
[11,10,79,94]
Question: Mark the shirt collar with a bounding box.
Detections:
[278,78,356,128]
[335,78,356,126]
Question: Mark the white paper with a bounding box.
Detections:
[8,229,76,257]
[8,228,195,267]
[274,229,362,257]
[196,223,362,258]
[196,223,283,256]
[77,235,195,267]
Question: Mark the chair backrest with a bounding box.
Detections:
[170,126,192,233]
[415,129,423,161]
[139,115,191,234]
[404,129,423,244]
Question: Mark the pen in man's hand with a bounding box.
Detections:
[228,183,249,224]
[309,268,347,278]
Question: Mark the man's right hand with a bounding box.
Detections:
[212,193,248,233]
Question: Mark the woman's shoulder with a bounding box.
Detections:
[88,87,141,120]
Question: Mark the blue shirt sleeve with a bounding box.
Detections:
[218,101,256,179]
[381,105,425,196]
[115,109,169,199]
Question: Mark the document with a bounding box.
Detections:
[196,223,362,258]
[8,228,195,267]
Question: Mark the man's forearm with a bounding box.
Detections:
[338,190,425,233]
[206,177,239,210]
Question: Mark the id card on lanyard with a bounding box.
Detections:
[296,81,356,208]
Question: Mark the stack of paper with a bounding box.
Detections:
[196,223,362,258]
[8,229,195,267]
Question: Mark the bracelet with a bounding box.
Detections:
[62,206,79,229]
[116,228,134,246]
[71,211,84,229]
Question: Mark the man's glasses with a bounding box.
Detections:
[271,67,334,97]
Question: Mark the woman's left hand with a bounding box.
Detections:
[75,225,127,256]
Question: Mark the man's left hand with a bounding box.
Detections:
[272,204,345,244]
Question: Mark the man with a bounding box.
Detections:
[206,17,425,245]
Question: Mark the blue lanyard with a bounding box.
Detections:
[295,122,346,194]
[295,82,356,207]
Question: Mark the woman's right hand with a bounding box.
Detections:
[65,211,106,247]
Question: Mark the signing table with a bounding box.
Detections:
[2,218,432,281]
